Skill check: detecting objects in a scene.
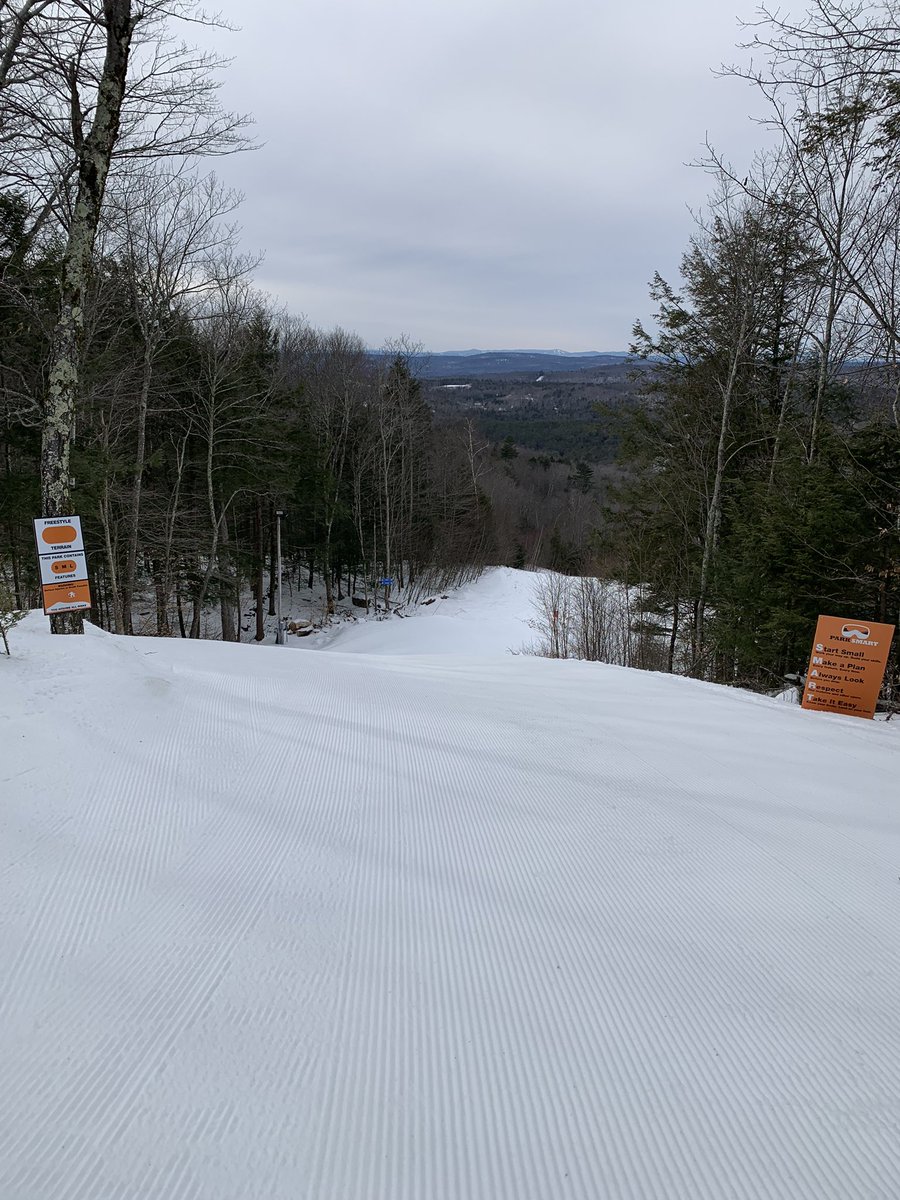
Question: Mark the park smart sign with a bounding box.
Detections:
[33,516,92,614]
[801,615,895,719]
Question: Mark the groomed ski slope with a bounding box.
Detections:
[1,568,899,1200]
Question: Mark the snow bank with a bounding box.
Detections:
[1,575,899,1199]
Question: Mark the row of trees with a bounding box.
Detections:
[604,0,899,695]
[1,197,494,636]
[0,0,256,634]
[0,3,493,639]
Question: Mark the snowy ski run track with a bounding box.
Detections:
[1,603,900,1199]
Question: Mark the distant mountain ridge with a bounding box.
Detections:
[430,348,616,357]
[408,350,630,379]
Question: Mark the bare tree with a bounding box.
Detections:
[38,1,137,634]
[633,181,786,655]
[186,276,273,639]
[724,3,900,431]
[109,164,246,631]
[289,327,369,615]
[0,0,252,632]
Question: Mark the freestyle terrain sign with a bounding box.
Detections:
[33,516,92,614]
[801,615,895,719]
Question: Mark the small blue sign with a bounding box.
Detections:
[379,577,393,587]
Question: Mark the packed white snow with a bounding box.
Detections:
[1,567,899,1200]
[307,567,538,656]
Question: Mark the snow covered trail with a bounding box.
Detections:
[2,585,900,1199]
[306,566,540,656]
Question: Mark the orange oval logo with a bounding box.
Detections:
[51,559,77,574]
[41,525,77,545]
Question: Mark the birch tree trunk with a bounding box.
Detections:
[694,336,745,658]
[40,0,135,634]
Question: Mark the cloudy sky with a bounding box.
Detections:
[196,1,768,351]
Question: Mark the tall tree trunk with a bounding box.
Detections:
[122,343,154,633]
[808,319,834,466]
[8,535,21,611]
[40,0,136,635]
[218,515,236,642]
[152,560,171,636]
[695,307,750,656]
[3,434,23,608]
[176,585,187,638]
[268,509,277,615]
[254,497,265,641]
[98,488,124,634]
[192,404,226,635]
[767,353,800,493]
[323,548,334,615]
[220,589,236,642]
[157,432,187,637]
[189,552,203,639]
[667,595,680,674]
[0,0,51,89]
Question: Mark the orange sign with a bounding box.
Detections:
[39,579,92,612]
[801,615,895,719]
[40,524,78,546]
[33,515,92,614]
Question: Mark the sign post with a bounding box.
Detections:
[801,615,895,719]
[33,516,92,615]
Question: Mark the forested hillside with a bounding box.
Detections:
[0,4,495,638]
[426,361,639,460]
[600,5,900,696]
[0,0,897,706]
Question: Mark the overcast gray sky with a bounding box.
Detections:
[197,1,766,351]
